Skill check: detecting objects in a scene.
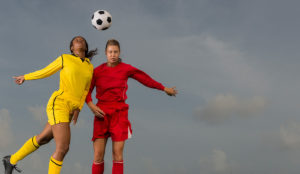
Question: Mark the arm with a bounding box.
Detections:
[72,79,91,125]
[129,66,165,90]
[13,56,63,85]
[85,70,105,117]
[24,56,63,80]
[85,71,96,104]
[129,66,177,96]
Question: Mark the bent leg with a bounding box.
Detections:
[10,123,53,165]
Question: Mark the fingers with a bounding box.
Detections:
[93,106,105,117]
[13,76,24,85]
[165,87,177,97]
[71,109,80,125]
[99,109,105,116]
[72,113,79,125]
[94,111,104,118]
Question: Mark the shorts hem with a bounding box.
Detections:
[48,120,70,126]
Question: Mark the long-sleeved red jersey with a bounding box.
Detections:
[86,62,165,104]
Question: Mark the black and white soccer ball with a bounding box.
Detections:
[91,10,112,30]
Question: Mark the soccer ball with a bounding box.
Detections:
[91,10,112,30]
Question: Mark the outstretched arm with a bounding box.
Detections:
[13,56,63,85]
[129,66,178,96]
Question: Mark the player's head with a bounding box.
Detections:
[70,36,97,60]
[105,39,121,64]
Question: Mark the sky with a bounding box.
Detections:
[1,0,300,173]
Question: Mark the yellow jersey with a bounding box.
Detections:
[24,54,94,110]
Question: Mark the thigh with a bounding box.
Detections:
[93,138,108,162]
[94,138,108,153]
[52,122,71,147]
[112,141,125,154]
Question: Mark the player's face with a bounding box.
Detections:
[106,45,120,64]
[71,36,87,52]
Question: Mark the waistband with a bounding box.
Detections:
[97,101,127,106]
[54,90,81,103]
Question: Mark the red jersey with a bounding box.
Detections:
[86,62,165,104]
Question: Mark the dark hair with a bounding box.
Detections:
[69,36,98,60]
[105,39,122,62]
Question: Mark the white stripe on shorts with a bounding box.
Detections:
[128,126,132,139]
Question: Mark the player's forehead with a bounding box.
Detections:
[106,45,119,51]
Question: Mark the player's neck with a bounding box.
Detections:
[107,62,119,67]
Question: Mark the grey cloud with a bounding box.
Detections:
[199,149,237,174]
[0,108,14,149]
[279,121,300,150]
[195,94,267,124]
[27,105,47,125]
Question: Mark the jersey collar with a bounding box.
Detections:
[71,54,90,63]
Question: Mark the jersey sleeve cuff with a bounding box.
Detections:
[24,74,30,80]
[158,85,165,91]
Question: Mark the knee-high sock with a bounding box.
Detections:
[112,160,123,174]
[92,161,104,174]
[10,136,40,165]
[48,156,63,174]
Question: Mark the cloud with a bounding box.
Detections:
[199,149,237,174]
[137,33,269,100]
[195,94,267,124]
[279,121,300,150]
[0,108,14,149]
[261,121,300,152]
[28,105,47,124]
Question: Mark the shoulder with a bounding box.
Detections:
[60,54,74,61]
[94,63,106,71]
[120,62,135,69]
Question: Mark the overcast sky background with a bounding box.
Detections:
[1,0,300,173]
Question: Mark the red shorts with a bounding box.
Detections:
[92,102,132,142]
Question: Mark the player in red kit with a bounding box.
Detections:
[86,39,177,174]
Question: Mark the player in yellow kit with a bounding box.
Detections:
[2,36,96,174]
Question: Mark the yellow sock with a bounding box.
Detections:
[48,156,63,174]
[10,136,40,165]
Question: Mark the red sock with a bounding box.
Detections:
[92,161,104,174]
[112,160,123,174]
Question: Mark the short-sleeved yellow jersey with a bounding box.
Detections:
[24,54,94,110]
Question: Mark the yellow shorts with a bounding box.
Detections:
[46,90,80,125]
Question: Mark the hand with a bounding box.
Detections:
[88,102,105,118]
[13,75,25,85]
[71,109,80,125]
[164,87,178,97]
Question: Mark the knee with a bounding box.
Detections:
[94,151,105,163]
[36,135,52,145]
[55,144,70,156]
[112,151,123,161]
